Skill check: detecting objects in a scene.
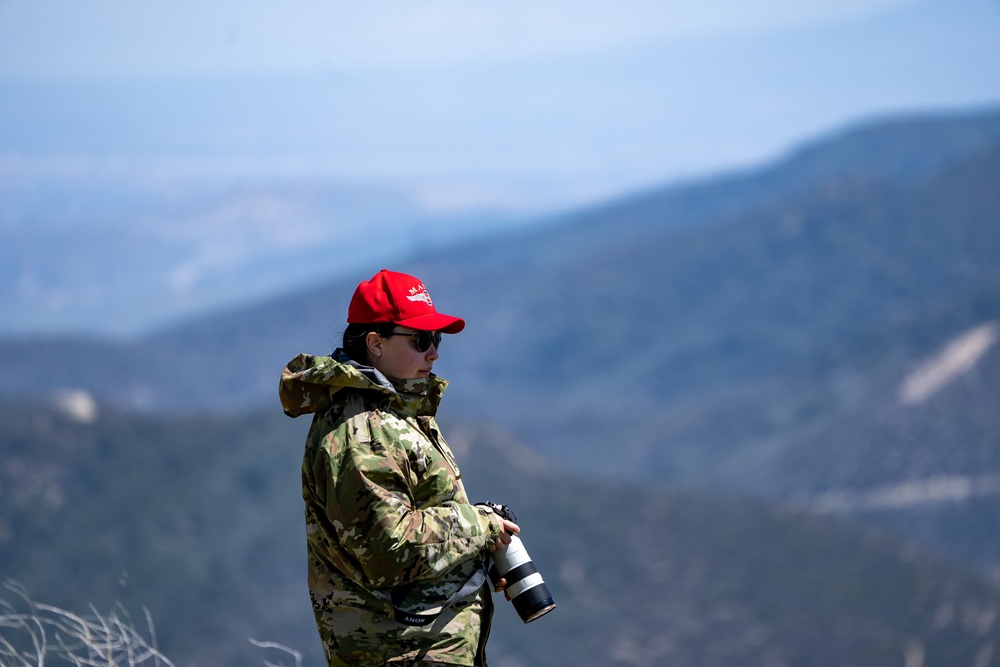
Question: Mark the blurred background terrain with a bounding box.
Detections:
[2,1,1000,666]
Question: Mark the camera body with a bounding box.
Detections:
[483,503,556,623]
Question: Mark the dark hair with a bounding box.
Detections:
[341,323,396,364]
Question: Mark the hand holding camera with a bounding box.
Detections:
[487,516,520,553]
[480,502,557,624]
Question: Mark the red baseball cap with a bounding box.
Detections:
[347,269,465,333]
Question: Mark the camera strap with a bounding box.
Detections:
[390,559,490,627]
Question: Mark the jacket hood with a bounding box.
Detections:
[279,349,448,418]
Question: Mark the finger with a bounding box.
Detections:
[502,519,521,534]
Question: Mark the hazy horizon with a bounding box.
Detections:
[3,0,999,211]
[2,0,999,336]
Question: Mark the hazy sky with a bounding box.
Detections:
[1,0,1000,335]
[2,0,1000,212]
[0,1,936,77]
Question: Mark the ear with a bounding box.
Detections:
[365,331,384,360]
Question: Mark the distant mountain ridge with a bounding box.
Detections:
[0,171,524,337]
[4,105,999,409]
[461,104,1000,256]
[3,106,1000,570]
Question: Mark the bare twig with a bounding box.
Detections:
[0,580,175,667]
[248,638,303,667]
[1,581,301,667]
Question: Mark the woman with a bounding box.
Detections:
[279,268,519,667]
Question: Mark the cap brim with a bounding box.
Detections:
[395,312,465,334]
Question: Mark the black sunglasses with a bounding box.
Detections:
[386,330,442,352]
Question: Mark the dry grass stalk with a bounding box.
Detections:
[0,581,301,667]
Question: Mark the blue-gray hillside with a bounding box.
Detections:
[3,399,1000,667]
[446,140,1000,477]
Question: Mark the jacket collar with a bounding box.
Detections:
[335,349,448,417]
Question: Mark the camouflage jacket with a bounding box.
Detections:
[279,351,504,667]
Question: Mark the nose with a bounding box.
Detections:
[426,344,439,361]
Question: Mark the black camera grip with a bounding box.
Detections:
[480,501,518,526]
